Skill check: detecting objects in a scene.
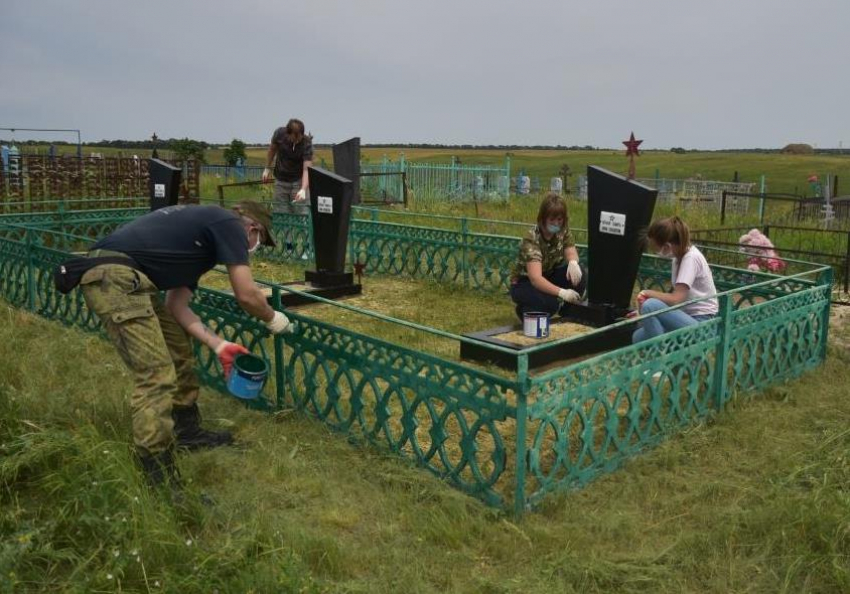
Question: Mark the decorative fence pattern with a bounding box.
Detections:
[575,176,755,210]
[201,164,266,180]
[359,157,510,203]
[0,208,832,514]
[0,155,200,208]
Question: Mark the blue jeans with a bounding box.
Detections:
[632,298,715,343]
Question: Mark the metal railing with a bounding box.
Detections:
[0,208,832,514]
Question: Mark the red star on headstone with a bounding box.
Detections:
[623,132,642,156]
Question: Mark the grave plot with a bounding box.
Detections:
[0,187,833,513]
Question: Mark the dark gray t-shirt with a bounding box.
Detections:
[271,128,314,182]
[92,205,249,290]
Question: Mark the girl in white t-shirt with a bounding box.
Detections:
[633,216,719,343]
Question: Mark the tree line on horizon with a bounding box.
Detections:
[2,138,845,155]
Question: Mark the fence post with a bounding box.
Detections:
[271,286,286,409]
[844,231,850,293]
[513,353,529,516]
[819,266,834,362]
[461,217,470,288]
[504,155,511,199]
[759,175,767,224]
[57,199,66,251]
[402,171,409,209]
[764,224,770,238]
[712,294,733,411]
[25,228,35,312]
[721,191,727,225]
[217,184,224,207]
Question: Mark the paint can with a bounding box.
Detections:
[522,311,550,339]
[226,353,269,400]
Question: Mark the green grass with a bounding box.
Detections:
[2,288,849,592]
[26,144,850,198]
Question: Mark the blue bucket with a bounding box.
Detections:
[226,353,269,400]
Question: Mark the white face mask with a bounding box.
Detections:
[248,229,261,254]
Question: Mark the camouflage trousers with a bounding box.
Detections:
[273,179,310,215]
[80,263,199,455]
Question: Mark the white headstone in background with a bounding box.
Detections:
[550,177,563,194]
[517,176,531,195]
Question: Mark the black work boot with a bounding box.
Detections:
[137,448,183,503]
[172,403,234,451]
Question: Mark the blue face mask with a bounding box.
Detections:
[546,223,562,234]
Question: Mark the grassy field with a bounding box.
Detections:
[2,281,849,592]
[230,147,850,198]
[24,143,850,198]
[3,144,850,592]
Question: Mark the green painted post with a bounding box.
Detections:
[57,199,66,251]
[758,175,766,224]
[272,286,286,410]
[399,153,406,200]
[712,294,734,410]
[461,217,470,288]
[819,267,833,361]
[513,353,529,516]
[25,228,35,312]
[505,156,511,199]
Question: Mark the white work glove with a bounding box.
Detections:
[567,259,582,286]
[262,168,272,183]
[264,310,293,334]
[558,288,581,304]
[294,188,307,202]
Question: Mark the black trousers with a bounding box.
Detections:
[509,264,587,319]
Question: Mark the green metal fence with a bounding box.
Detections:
[0,208,832,514]
[360,155,511,203]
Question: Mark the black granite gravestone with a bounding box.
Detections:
[333,137,360,205]
[460,166,658,371]
[149,158,181,211]
[305,166,355,288]
[577,165,659,323]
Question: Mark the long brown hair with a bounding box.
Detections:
[536,192,568,230]
[647,216,691,261]
[284,118,305,145]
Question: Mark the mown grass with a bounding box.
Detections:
[2,289,849,592]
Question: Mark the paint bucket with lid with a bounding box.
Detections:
[522,311,550,339]
[226,353,269,400]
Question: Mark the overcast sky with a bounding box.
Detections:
[1,0,847,149]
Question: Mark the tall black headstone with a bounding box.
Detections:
[459,166,659,371]
[305,166,355,287]
[332,137,360,205]
[586,166,658,309]
[149,158,181,211]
